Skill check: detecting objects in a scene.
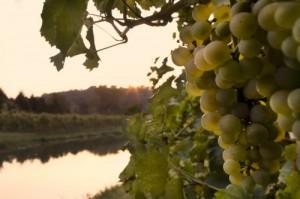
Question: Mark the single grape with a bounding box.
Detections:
[215,22,230,38]
[252,0,271,16]
[230,12,258,39]
[292,120,300,139]
[185,60,203,80]
[195,71,217,89]
[274,2,300,29]
[293,18,300,42]
[246,123,269,145]
[223,159,241,175]
[252,170,271,187]
[194,48,214,71]
[214,5,231,22]
[191,21,211,40]
[200,90,219,112]
[201,111,221,132]
[229,173,244,185]
[270,90,292,115]
[203,41,231,67]
[218,136,230,149]
[219,114,242,134]
[185,82,203,96]
[216,89,237,107]
[284,144,297,161]
[192,4,213,21]
[231,2,251,16]
[171,47,192,66]
[215,73,234,89]
[218,60,242,83]
[287,88,300,112]
[250,104,275,124]
[267,31,290,50]
[257,3,281,31]
[179,26,194,44]
[223,144,247,161]
[243,79,262,99]
[281,36,298,58]
[277,114,294,132]
[221,130,239,144]
[238,39,262,58]
[241,176,255,192]
[256,75,278,97]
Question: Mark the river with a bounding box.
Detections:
[0,150,130,199]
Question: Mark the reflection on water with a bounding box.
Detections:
[0,150,130,199]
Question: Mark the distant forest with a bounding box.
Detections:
[0,86,151,115]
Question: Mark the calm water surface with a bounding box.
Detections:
[0,150,130,199]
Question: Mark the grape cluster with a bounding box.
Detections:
[171,0,300,192]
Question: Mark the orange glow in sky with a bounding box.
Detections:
[0,0,179,98]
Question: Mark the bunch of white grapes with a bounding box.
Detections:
[171,0,300,192]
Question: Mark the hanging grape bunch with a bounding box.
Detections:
[172,0,300,193]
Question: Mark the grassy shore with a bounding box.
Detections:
[91,185,131,199]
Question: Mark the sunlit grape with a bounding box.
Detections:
[191,21,211,40]
[229,173,244,185]
[185,82,203,97]
[219,114,242,134]
[252,0,271,16]
[223,145,247,161]
[192,4,213,21]
[274,2,300,29]
[203,41,231,67]
[287,88,300,112]
[284,144,297,161]
[223,159,240,175]
[215,73,234,89]
[179,26,194,44]
[201,111,221,132]
[218,136,230,149]
[194,48,215,71]
[214,5,230,22]
[230,12,257,39]
[171,47,192,66]
[270,90,292,115]
[281,36,298,58]
[258,3,281,31]
[277,114,294,132]
[200,90,219,112]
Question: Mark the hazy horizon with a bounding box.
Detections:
[0,0,179,98]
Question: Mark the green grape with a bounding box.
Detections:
[230,12,258,39]
[193,45,204,57]
[257,3,281,31]
[200,90,219,112]
[267,31,290,50]
[270,90,292,115]
[231,103,249,119]
[259,141,282,160]
[195,71,217,89]
[284,144,297,161]
[215,73,234,89]
[185,82,203,97]
[185,60,203,81]
[221,131,239,144]
[259,59,276,77]
[191,21,211,40]
[252,170,271,187]
[231,2,251,16]
[238,39,262,58]
[171,47,192,66]
[203,41,231,67]
[223,145,247,161]
[219,114,242,134]
[218,60,242,83]
[293,18,300,42]
[277,114,294,132]
[248,148,261,162]
[274,2,300,29]
[215,22,230,38]
[201,111,221,132]
[243,79,262,99]
[214,5,230,22]
[281,36,298,58]
[275,67,300,89]
[259,159,280,174]
[241,176,255,192]
[194,48,214,71]
[238,132,249,147]
[292,120,300,139]
[246,123,269,145]
[252,0,271,16]
[218,136,230,149]
[192,4,213,21]
[288,88,300,112]
[256,75,278,97]
[284,57,300,71]
[216,89,237,107]
[223,159,241,175]
[240,58,262,80]
[250,104,274,124]
[179,26,194,44]
[266,124,281,140]
[229,173,244,185]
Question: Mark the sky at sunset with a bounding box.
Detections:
[0,0,179,98]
